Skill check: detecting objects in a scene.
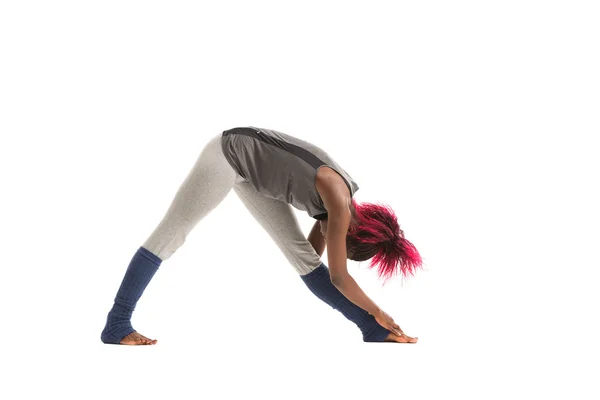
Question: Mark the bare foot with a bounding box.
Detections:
[384,332,418,343]
[119,331,157,345]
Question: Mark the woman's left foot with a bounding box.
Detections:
[384,332,418,343]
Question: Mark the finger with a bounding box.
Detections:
[391,327,403,336]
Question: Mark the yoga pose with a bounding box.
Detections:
[101,126,423,345]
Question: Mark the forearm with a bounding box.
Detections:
[299,263,391,342]
[333,275,381,317]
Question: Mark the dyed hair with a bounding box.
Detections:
[347,199,423,284]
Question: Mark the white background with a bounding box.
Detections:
[1,0,598,398]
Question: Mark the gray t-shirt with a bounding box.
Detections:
[221,126,359,220]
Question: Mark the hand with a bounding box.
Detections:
[372,309,404,337]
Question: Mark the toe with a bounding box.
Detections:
[119,332,157,345]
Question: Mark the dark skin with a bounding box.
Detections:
[118,166,417,345]
[311,166,417,343]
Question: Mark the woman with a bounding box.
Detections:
[101,126,423,345]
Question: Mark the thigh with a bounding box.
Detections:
[165,133,237,222]
[142,133,237,260]
[233,180,322,275]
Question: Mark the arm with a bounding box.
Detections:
[315,173,382,317]
[326,207,382,316]
[307,220,326,257]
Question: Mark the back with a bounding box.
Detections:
[221,126,359,220]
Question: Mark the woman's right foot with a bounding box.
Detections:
[119,331,157,345]
[384,332,418,343]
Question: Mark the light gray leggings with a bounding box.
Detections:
[141,133,322,275]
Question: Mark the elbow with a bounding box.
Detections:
[330,273,348,288]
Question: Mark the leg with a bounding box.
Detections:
[233,180,322,274]
[233,181,391,342]
[101,133,237,345]
[142,133,238,261]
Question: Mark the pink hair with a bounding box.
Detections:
[347,199,423,284]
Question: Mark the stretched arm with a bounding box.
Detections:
[327,210,407,338]
[326,207,382,316]
[315,172,382,317]
[307,220,326,257]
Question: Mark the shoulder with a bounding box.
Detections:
[316,167,351,211]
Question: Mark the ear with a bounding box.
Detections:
[348,218,357,234]
[346,244,355,260]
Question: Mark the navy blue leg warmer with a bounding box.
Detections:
[101,246,162,344]
[300,263,391,342]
